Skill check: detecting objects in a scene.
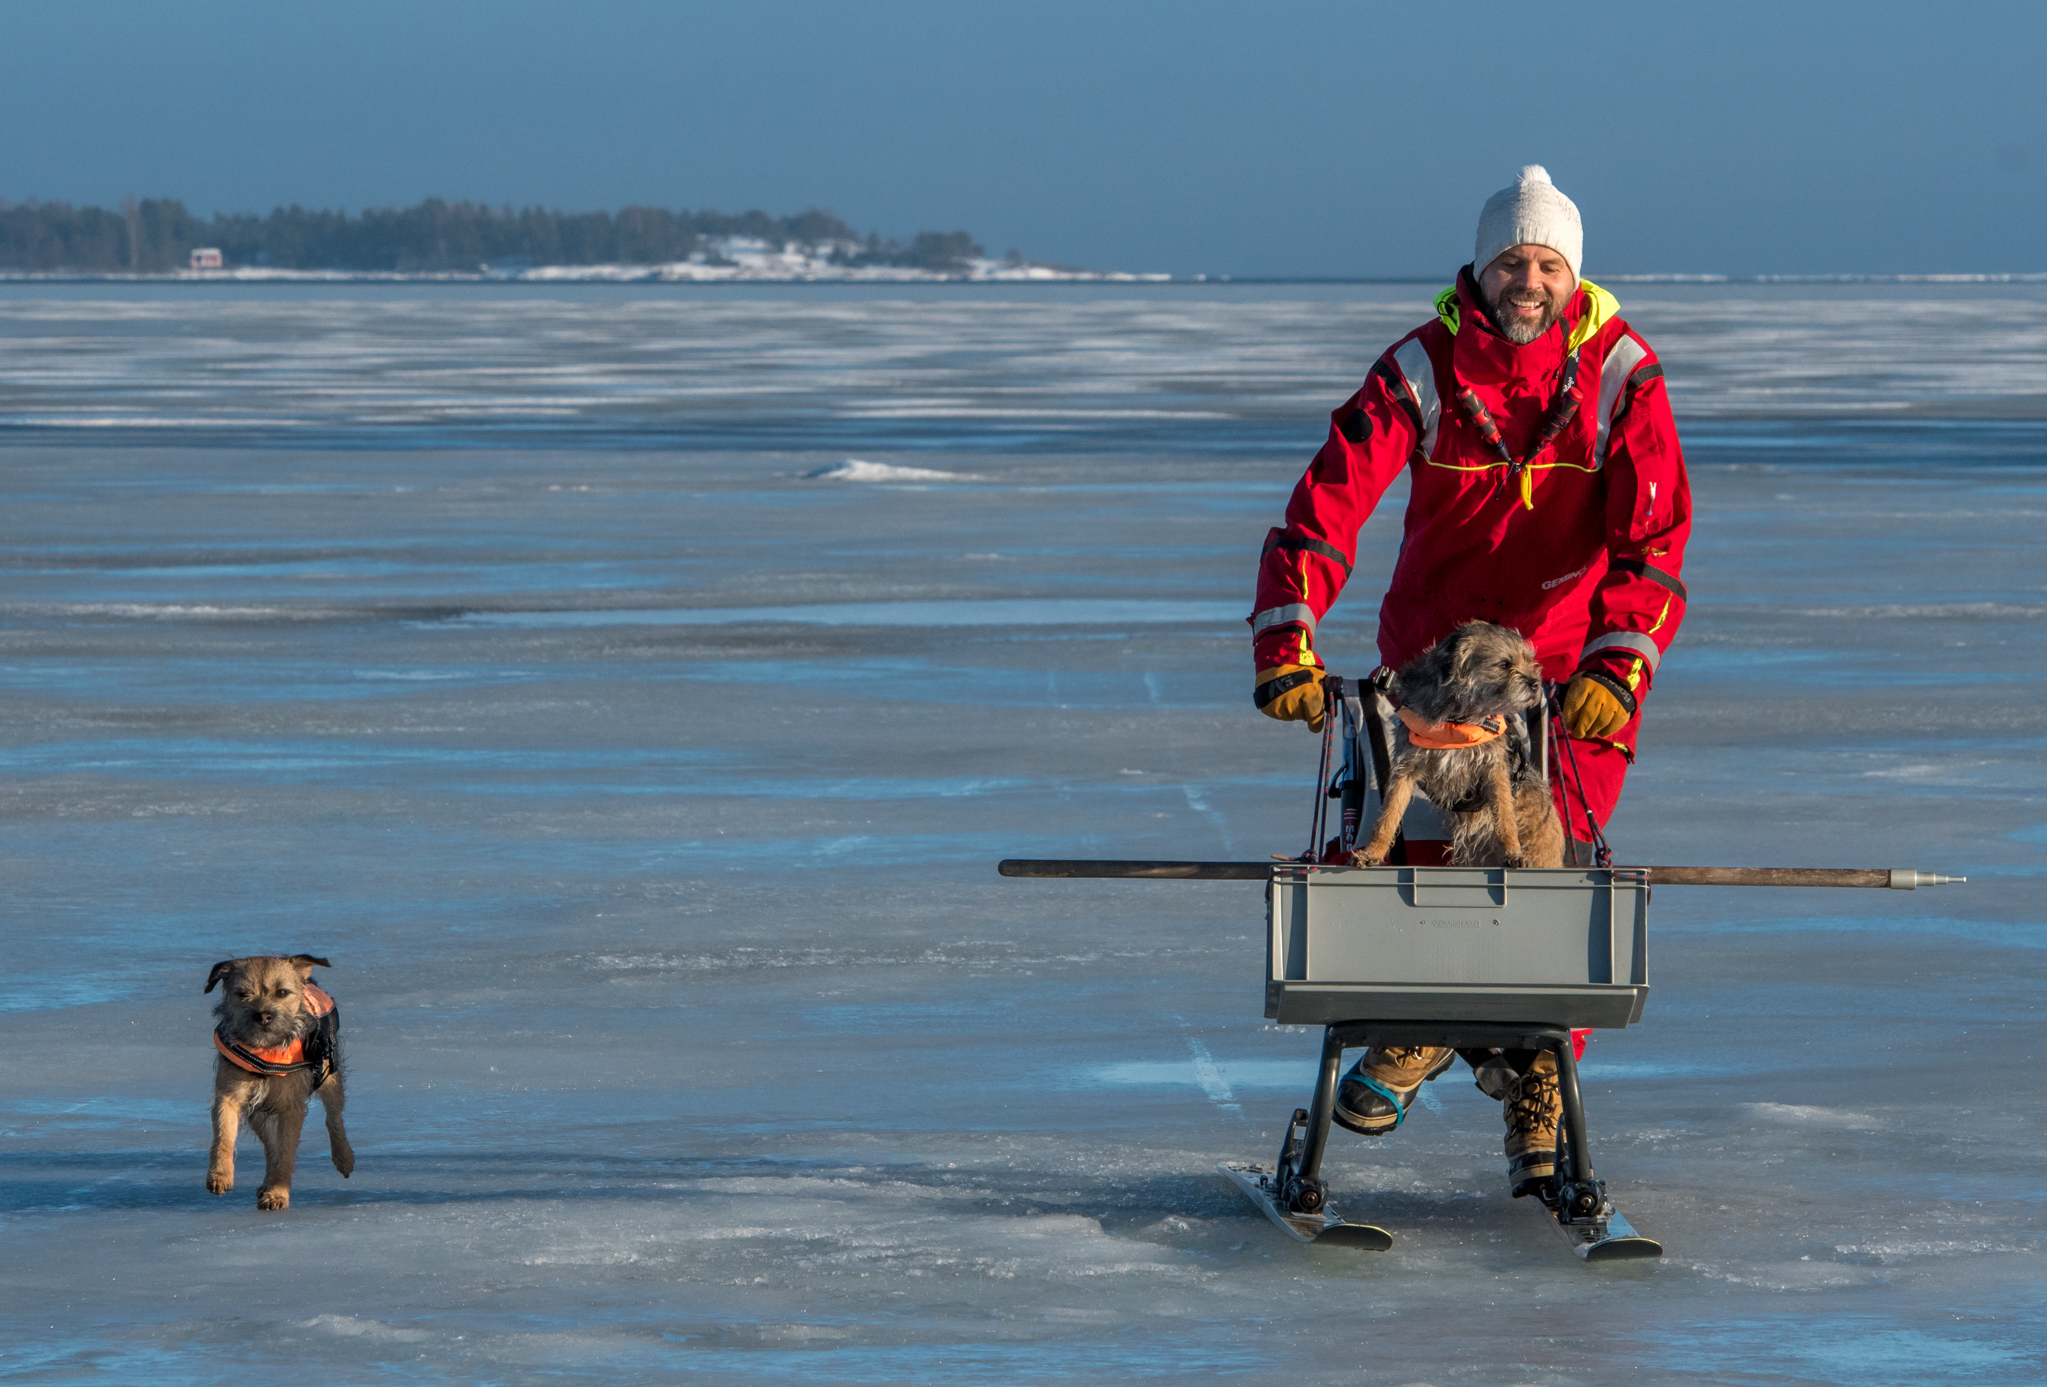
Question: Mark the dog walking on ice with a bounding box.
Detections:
[205,954,353,1210]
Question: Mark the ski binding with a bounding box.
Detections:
[1218,1162,1393,1249]
[1533,1179,1663,1261]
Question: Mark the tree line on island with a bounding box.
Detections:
[0,197,990,273]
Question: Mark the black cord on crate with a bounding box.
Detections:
[1546,681,1613,868]
[1304,680,1337,862]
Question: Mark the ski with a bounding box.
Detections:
[1534,1193,1662,1261]
[1218,1162,1393,1250]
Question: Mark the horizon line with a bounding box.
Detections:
[1,270,2043,287]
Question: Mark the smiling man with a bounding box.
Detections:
[1247,166,1693,1196]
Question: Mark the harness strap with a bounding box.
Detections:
[214,1030,314,1076]
[213,983,338,1089]
[1354,1075,1410,1129]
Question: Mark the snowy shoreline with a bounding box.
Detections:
[0,231,2036,287]
[0,235,1173,285]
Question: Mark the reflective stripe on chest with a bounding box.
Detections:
[1384,317,1653,480]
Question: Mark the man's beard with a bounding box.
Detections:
[1489,288,1562,345]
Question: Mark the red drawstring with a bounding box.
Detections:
[1453,348,1583,486]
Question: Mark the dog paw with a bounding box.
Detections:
[332,1150,355,1178]
[1349,850,1386,868]
[257,1187,290,1211]
[1503,853,1528,869]
[206,1172,232,1195]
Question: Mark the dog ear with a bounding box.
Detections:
[204,960,237,994]
[287,954,333,973]
[1448,623,1481,674]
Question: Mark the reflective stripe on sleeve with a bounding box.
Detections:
[1391,338,1441,458]
[1579,630,1662,672]
[1252,603,1317,638]
[1593,335,1649,465]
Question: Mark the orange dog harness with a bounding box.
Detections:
[1397,707,1507,749]
[214,983,338,1088]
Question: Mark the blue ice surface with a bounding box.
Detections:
[437,598,1250,629]
[2,286,2044,1385]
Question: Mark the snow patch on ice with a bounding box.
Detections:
[807,459,975,483]
[303,1315,432,1343]
[1742,1102,1880,1129]
[1834,1239,2027,1263]
[1673,1258,1882,1291]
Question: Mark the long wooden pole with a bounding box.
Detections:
[996,860,1964,888]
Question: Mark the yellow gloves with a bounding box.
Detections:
[1255,664,1325,732]
[1562,672,1633,739]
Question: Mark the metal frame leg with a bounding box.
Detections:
[1276,1026,1347,1214]
[1296,1026,1346,1186]
[1550,1033,1594,1184]
[1547,1033,1605,1221]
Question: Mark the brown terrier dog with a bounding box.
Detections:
[1352,621,1566,870]
[205,954,353,1210]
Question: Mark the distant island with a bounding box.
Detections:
[0,197,1166,283]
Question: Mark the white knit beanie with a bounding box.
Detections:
[1474,165,1582,281]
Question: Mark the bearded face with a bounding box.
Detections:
[1477,244,1576,345]
[1489,283,1562,344]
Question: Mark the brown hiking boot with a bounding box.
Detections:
[1503,1050,1561,1197]
[1332,1045,1456,1134]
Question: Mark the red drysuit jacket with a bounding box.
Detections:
[1252,270,1691,704]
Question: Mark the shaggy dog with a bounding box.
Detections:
[1352,621,1566,869]
[205,954,353,1210]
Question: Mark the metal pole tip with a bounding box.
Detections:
[1888,869,1966,889]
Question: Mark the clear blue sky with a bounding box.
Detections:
[3,0,2040,277]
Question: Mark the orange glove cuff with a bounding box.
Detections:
[1255,664,1325,731]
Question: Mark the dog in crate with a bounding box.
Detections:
[1351,620,1565,869]
[204,953,354,1210]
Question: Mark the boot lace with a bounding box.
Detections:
[1507,1070,1560,1136]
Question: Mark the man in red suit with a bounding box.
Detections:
[1247,166,1691,1195]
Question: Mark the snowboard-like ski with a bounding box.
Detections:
[1535,1193,1662,1261]
[1218,1162,1393,1249]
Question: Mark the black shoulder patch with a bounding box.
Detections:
[1338,407,1371,445]
[1371,358,1423,430]
[1611,556,1688,601]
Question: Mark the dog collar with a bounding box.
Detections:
[1397,707,1507,749]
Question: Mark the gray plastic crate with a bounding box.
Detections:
[1265,865,1650,1028]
